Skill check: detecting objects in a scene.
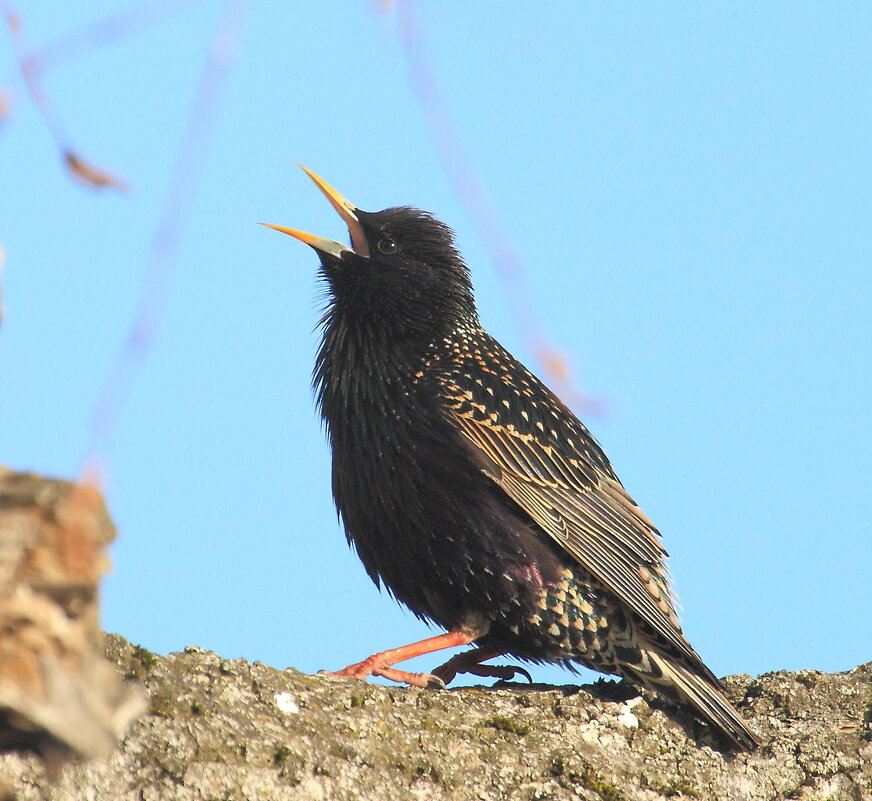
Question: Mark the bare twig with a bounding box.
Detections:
[2,3,127,192]
[0,86,10,122]
[0,246,5,327]
[22,0,203,76]
[388,0,604,415]
[84,0,253,475]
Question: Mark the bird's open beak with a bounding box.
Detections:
[260,165,370,258]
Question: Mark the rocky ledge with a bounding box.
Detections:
[2,635,870,800]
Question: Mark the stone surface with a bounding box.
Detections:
[2,635,870,800]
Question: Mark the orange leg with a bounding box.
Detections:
[325,630,476,688]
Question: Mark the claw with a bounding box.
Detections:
[430,647,532,687]
[471,664,533,684]
[423,674,447,690]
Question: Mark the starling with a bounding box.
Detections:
[263,166,760,751]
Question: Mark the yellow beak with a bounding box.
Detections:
[259,224,351,259]
[261,165,370,258]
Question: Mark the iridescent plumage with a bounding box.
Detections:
[265,168,759,751]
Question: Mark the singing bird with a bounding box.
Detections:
[263,166,759,751]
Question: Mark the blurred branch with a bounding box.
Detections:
[0,246,5,327]
[85,0,253,475]
[2,3,126,191]
[388,0,604,416]
[21,0,203,76]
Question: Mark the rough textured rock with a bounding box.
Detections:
[1,635,870,800]
[0,468,144,773]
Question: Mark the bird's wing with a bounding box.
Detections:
[439,335,702,666]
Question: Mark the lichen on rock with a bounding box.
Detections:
[1,634,870,800]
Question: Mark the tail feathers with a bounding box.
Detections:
[624,644,760,752]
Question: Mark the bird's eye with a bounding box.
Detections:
[377,237,398,255]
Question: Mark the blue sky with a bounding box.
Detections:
[2,1,870,688]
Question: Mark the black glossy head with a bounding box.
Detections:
[263,167,480,346]
[317,205,478,341]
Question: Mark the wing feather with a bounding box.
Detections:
[451,408,700,665]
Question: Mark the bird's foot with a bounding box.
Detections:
[378,668,446,689]
[320,657,381,681]
[430,648,532,686]
[321,660,446,689]
[318,630,478,689]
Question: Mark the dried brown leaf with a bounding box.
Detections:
[4,8,21,33]
[0,89,11,122]
[532,339,608,418]
[0,246,5,327]
[63,150,127,193]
